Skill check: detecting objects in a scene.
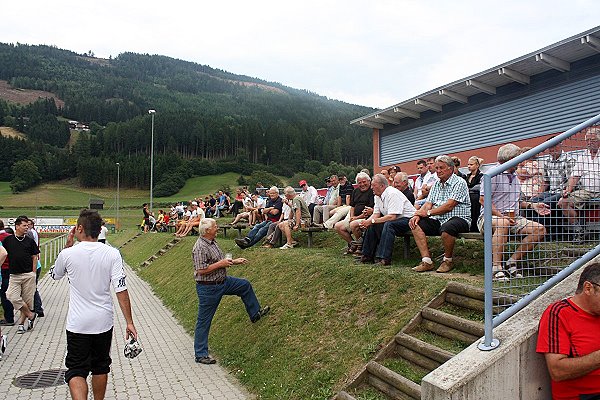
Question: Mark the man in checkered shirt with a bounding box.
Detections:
[409,155,471,273]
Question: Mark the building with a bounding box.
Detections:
[352,26,600,174]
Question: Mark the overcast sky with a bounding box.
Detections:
[2,1,599,109]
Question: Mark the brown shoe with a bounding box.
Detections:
[412,261,435,272]
[436,260,454,273]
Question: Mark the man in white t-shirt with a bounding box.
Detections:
[50,209,137,400]
[359,174,416,265]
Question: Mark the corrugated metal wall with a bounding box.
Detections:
[380,74,600,165]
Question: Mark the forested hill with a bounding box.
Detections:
[0,43,375,194]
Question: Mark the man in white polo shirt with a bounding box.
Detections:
[50,209,137,400]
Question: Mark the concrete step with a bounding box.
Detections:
[395,332,454,366]
[366,361,420,400]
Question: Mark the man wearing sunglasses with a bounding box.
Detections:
[537,262,600,400]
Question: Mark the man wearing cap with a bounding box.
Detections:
[176,201,205,237]
[299,180,318,217]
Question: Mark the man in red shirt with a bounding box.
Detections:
[537,262,600,400]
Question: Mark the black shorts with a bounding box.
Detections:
[417,216,470,237]
[65,328,113,382]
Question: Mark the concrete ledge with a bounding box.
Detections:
[421,254,600,400]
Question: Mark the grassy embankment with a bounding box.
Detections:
[0,176,485,399]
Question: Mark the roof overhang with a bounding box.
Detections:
[351,26,600,129]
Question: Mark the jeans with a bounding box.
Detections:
[246,220,272,246]
[0,269,14,323]
[34,268,44,314]
[362,217,411,261]
[194,276,260,358]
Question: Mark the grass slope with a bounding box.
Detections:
[120,229,484,399]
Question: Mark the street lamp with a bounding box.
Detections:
[116,162,120,231]
[148,109,156,211]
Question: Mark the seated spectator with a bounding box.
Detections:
[393,172,415,204]
[231,193,256,225]
[154,210,166,232]
[558,126,600,241]
[380,169,390,185]
[323,174,354,229]
[235,187,283,249]
[206,195,217,218]
[516,147,545,200]
[299,180,319,216]
[409,155,471,273]
[477,144,549,280]
[414,157,439,208]
[277,186,311,249]
[215,191,230,218]
[177,202,205,237]
[536,262,600,399]
[334,172,375,255]
[197,198,206,211]
[312,175,341,227]
[413,159,429,201]
[231,189,245,216]
[175,202,185,219]
[360,174,415,265]
[451,156,467,179]
[465,156,484,232]
[251,191,267,225]
[261,203,289,248]
[388,166,400,185]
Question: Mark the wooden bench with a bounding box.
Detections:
[300,226,327,248]
[219,223,248,238]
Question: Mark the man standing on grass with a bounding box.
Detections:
[193,218,270,364]
[2,216,38,334]
[50,209,138,400]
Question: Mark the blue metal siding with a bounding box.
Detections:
[379,74,600,165]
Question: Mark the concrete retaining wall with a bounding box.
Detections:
[421,256,599,400]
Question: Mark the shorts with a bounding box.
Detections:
[65,328,113,382]
[418,216,470,237]
[568,189,600,209]
[477,214,530,235]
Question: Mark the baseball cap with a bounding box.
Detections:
[299,180,307,186]
[191,201,198,206]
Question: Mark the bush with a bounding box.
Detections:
[246,170,283,190]
[289,172,318,188]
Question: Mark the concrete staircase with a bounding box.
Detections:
[335,282,497,400]
[117,231,143,248]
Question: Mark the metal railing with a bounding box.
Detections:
[479,112,600,351]
[39,234,68,270]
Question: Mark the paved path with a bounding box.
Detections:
[0,261,249,399]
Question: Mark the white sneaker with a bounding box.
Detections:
[16,325,25,334]
[280,243,294,249]
[1,334,7,357]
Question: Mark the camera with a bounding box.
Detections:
[124,337,143,359]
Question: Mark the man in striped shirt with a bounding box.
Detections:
[409,155,471,273]
[193,218,270,365]
[537,262,600,400]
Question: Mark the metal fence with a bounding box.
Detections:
[479,112,600,351]
[39,234,68,270]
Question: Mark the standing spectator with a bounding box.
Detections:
[558,126,600,241]
[26,218,44,317]
[299,180,319,217]
[0,221,14,326]
[2,217,39,333]
[536,262,600,399]
[465,156,484,232]
[50,209,137,400]
[98,221,109,244]
[359,174,415,265]
[393,172,416,204]
[193,218,270,364]
[409,155,471,273]
[142,203,150,233]
[334,172,375,255]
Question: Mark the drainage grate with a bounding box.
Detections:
[13,369,66,389]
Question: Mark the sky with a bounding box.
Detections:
[2,1,599,109]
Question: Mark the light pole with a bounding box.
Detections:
[116,162,120,231]
[148,109,156,211]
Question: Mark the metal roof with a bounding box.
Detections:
[351,26,600,129]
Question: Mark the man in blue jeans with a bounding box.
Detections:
[359,174,416,266]
[234,187,283,249]
[193,218,270,365]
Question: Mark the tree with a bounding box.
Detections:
[10,160,42,193]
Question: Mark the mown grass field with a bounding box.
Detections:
[1,177,486,399]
